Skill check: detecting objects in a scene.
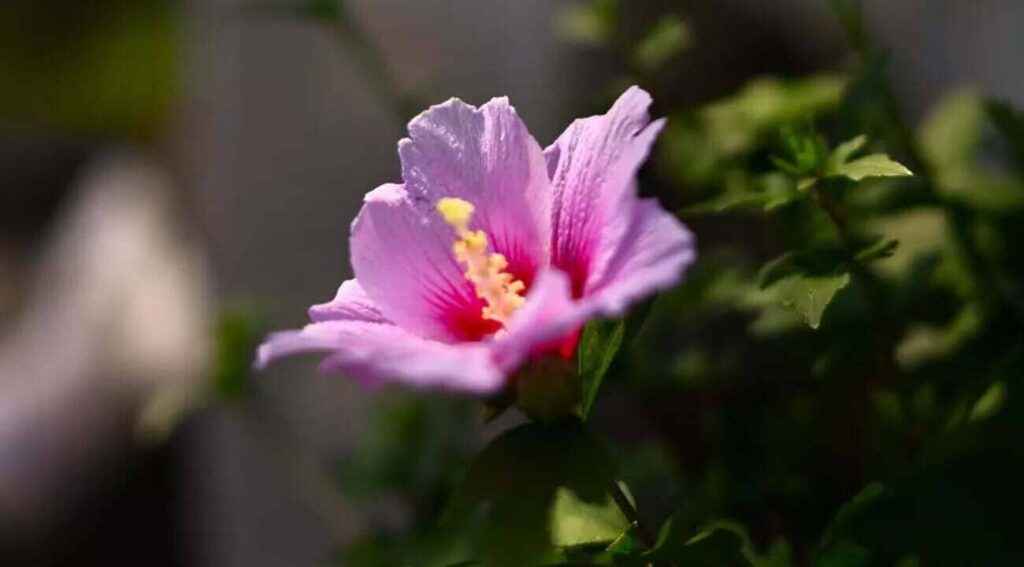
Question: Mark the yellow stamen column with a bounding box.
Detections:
[436,197,526,327]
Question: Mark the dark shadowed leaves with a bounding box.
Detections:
[986,99,1024,176]
[766,272,850,330]
[443,419,631,567]
[646,516,752,566]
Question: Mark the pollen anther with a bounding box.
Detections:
[436,197,526,327]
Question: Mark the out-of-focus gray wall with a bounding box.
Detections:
[181,1,574,565]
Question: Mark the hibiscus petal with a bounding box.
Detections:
[399,97,552,285]
[584,198,696,316]
[256,320,504,394]
[545,86,666,297]
[492,269,585,371]
[350,183,496,342]
[309,279,390,323]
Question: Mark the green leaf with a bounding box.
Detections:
[775,124,830,176]
[687,173,799,215]
[212,306,266,400]
[445,419,631,567]
[832,153,913,181]
[0,1,178,138]
[914,92,1024,211]
[766,272,851,329]
[633,14,691,71]
[554,0,619,46]
[647,517,752,566]
[969,380,1007,423]
[243,0,348,23]
[825,135,868,174]
[920,91,983,174]
[578,319,626,419]
[577,300,653,419]
[854,236,899,262]
[815,450,1024,566]
[986,99,1024,176]
[758,247,847,289]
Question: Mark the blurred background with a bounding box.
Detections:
[1,0,1022,565]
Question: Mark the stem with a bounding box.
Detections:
[608,479,658,553]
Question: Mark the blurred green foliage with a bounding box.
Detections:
[0,0,178,139]
[230,1,1024,565]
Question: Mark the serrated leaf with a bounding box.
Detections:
[825,134,868,174]
[445,419,630,567]
[833,153,912,181]
[767,272,851,329]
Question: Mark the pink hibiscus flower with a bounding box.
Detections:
[256,87,695,394]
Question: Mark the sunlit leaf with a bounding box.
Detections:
[825,134,868,174]
[660,75,847,187]
[832,153,912,181]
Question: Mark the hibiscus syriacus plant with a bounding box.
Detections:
[257,87,694,403]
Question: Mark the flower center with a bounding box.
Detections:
[436,197,526,327]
